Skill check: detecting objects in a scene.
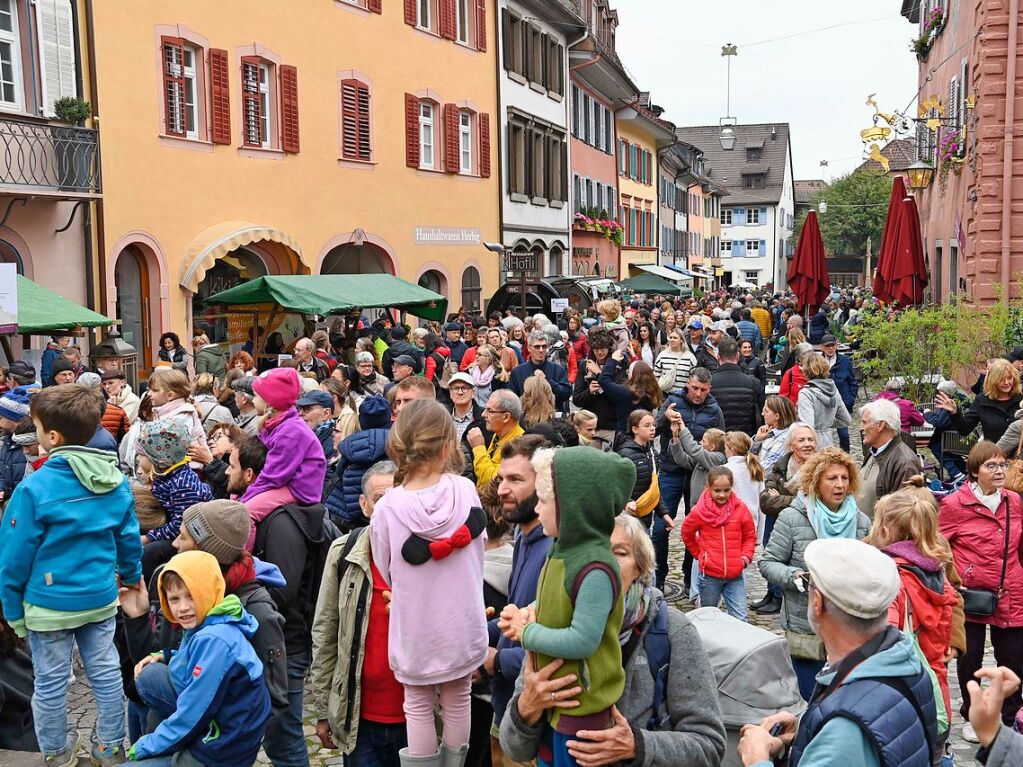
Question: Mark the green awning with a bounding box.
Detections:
[204,274,448,322]
[618,273,686,297]
[16,275,113,334]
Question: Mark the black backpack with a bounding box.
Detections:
[253,504,341,634]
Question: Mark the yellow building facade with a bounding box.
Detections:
[615,104,673,277]
[91,0,499,366]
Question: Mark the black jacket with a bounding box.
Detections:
[739,355,767,388]
[656,392,726,473]
[255,503,332,656]
[447,400,491,484]
[950,392,1023,443]
[201,455,230,499]
[695,345,720,373]
[381,340,424,378]
[710,363,764,437]
[297,356,330,383]
[571,358,625,431]
[616,438,667,516]
[0,649,37,751]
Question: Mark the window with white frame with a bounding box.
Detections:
[256,62,271,148]
[747,208,760,225]
[182,47,199,139]
[419,101,435,168]
[456,0,472,44]
[745,240,759,256]
[744,271,759,284]
[459,110,473,173]
[720,208,732,225]
[241,57,276,148]
[0,0,21,109]
[417,0,432,30]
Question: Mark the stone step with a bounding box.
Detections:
[0,751,90,766]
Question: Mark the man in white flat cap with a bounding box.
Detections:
[738,538,939,767]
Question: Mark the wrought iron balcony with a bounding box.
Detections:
[0,116,101,196]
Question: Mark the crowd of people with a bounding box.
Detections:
[0,286,1022,767]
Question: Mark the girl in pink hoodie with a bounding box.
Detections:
[370,398,488,763]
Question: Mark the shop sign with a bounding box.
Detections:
[414,227,481,245]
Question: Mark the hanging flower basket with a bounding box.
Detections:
[937,127,966,186]
[910,8,944,60]
[574,211,624,247]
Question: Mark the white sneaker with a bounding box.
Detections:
[961,722,980,744]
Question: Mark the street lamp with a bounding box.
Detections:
[818,200,828,215]
[906,160,935,191]
[719,126,735,150]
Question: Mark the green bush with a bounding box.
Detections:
[53,97,91,125]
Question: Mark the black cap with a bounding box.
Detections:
[100,368,125,381]
[821,334,838,345]
[231,376,255,395]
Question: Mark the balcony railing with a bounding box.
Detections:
[0,116,101,195]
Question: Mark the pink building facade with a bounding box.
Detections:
[902,0,1023,303]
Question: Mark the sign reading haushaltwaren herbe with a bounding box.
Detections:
[414,227,481,246]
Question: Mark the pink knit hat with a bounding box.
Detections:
[252,367,300,411]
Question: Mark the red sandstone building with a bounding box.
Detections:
[900,0,1021,304]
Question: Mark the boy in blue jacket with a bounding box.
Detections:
[129,550,271,766]
[0,383,143,767]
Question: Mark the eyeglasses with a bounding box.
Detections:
[483,408,509,416]
[450,386,473,394]
[983,462,1010,473]
[531,344,548,350]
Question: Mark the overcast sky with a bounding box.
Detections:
[611,0,919,181]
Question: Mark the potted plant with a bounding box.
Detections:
[937,127,966,187]
[52,97,94,191]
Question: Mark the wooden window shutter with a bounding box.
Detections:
[404,0,417,26]
[443,103,460,173]
[475,0,487,51]
[280,64,300,153]
[161,36,187,137]
[405,93,420,168]
[240,56,262,147]
[368,0,382,12]
[208,48,231,145]
[501,9,513,71]
[440,0,456,40]
[341,80,371,161]
[479,113,491,178]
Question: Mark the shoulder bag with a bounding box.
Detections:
[1004,424,1023,492]
[657,354,681,393]
[961,500,1010,618]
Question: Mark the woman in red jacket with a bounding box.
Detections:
[681,465,756,622]
[939,441,1023,740]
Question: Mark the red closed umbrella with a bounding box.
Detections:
[787,210,830,312]
[884,196,928,306]
[873,176,907,302]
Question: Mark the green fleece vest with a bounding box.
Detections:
[533,557,625,732]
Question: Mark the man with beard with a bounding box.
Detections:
[484,434,554,730]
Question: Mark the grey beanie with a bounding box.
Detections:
[181,500,251,565]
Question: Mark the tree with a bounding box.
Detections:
[793,170,891,258]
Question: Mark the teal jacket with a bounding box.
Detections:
[0,447,141,628]
[752,632,925,767]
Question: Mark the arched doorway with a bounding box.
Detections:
[194,248,268,344]
[114,246,151,365]
[418,269,446,297]
[548,246,563,278]
[321,243,391,274]
[460,266,481,313]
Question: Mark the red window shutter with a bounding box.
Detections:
[241,56,263,147]
[405,93,420,168]
[475,0,487,51]
[479,113,491,178]
[368,0,382,12]
[280,64,300,153]
[160,36,186,137]
[341,81,359,160]
[440,0,456,40]
[404,0,416,26]
[208,48,231,145]
[443,103,460,173]
[356,84,371,161]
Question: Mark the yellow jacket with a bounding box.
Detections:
[472,423,525,488]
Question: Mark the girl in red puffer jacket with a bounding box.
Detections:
[681,466,756,621]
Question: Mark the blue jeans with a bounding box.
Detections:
[345,720,407,767]
[263,651,311,767]
[761,517,783,599]
[655,470,687,588]
[133,664,206,766]
[539,728,590,767]
[28,616,125,754]
[699,575,748,622]
[791,657,825,702]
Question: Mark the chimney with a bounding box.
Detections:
[771,126,778,141]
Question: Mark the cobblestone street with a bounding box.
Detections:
[62,430,994,767]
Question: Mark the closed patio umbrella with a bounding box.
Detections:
[873,176,907,302]
[885,196,928,306]
[787,210,830,312]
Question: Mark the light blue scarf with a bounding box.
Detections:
[808,495,859,540]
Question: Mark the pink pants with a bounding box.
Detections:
[402,673,472,755]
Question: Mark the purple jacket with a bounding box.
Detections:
[370,473,489,685]
[240,407,326,505]
[875,391,925,431]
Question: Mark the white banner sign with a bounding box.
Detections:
[414,227,481,246]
